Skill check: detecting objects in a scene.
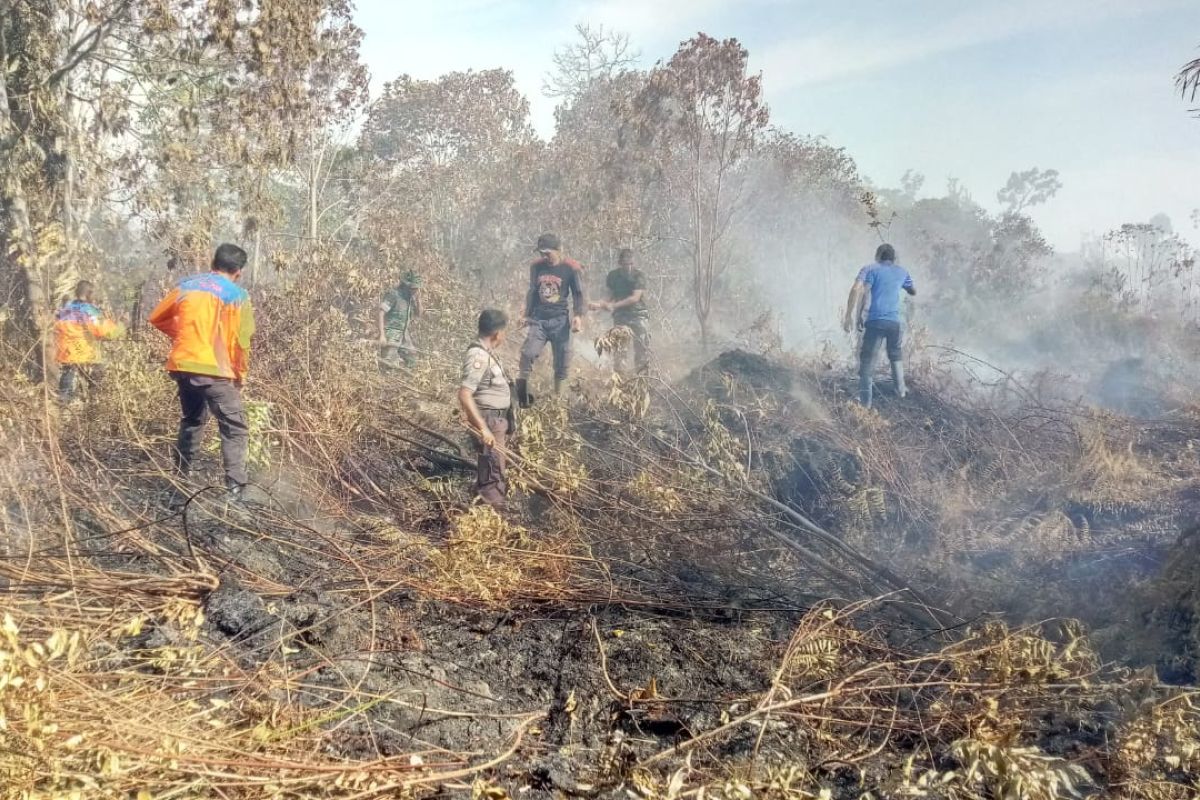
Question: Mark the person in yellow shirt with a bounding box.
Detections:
[149,244,255,494]
[54,280,122,402]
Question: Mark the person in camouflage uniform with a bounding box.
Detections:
[377,271,424,369]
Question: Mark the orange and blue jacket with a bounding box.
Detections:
[54,301,121,365]
[149,272,255,381]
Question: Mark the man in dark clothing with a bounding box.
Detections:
[517,233,585,404]
[590,248,650,376]
[843,243,916,407]
[459,309,512,509]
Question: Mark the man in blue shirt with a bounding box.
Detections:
[842,244,915,406]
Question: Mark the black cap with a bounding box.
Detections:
[535,233,561,253]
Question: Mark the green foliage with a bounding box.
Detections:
[204,399,274,470]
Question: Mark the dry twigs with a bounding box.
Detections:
[1,295,1198,798]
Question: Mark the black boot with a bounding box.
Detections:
[515,378,534,409]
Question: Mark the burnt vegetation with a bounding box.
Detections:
[0,6,1199,799]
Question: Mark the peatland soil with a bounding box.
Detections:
[2,300,1199,800]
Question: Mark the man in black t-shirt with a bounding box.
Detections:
[590,248,650,376]
[516,233,586,405]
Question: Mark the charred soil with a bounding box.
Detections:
[1,344,1198,799]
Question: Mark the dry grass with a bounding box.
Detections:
[418,506,578,604]
[0,263,1198,798]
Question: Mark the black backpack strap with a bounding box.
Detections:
[467,343,510,385]
[467,343,518,434]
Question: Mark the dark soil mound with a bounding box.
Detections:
[684,349,795,399]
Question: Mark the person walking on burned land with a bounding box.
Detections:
[459,309,514,510]
[54,280,123,403]
[590,247,651,377]
[149,243,256,498]
[841,264,873,338]
[516,233,585,406]
[377,270,424,369]
[843,243,915,407]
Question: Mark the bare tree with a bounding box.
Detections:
[630,34,769,348]
[543,24,640,102]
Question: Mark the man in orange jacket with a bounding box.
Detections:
[149,244,256,495]
[54,280,122,402]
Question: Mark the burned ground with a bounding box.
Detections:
[1,344,1198,799]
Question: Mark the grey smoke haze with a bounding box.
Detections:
[343,2,1200,398]
[354,0,1200,255]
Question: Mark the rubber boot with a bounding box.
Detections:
[890,360,907,399]
[554,378,565,397]
[858,368,873,407]
[515,378,533,409]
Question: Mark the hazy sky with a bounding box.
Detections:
[354,0,1200,252]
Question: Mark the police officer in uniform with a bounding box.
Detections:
[458,309,512,509]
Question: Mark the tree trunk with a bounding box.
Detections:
[307,133,326,251]
[250,225,262,287]
[0,35,51,381]
[129,281,145,341]
[308,157,318,247]
[0,1,66,385]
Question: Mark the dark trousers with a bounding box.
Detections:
[519,316,571,383]
[859,320,903,406]
[58,364,102,402]
[475,408,509,508]
[613,315,651,376]
[172,373,250,488]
